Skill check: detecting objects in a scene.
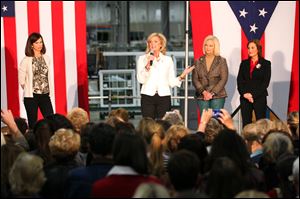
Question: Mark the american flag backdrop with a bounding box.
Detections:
[190,1,299,120]
[1,1,89,118]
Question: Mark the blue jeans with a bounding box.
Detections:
[197,98,225,117]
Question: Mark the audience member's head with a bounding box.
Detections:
[79,122,95,153]
[133,183,170,198]
[9,152,46,197]
[155,119,172,132]
[262,132,294,163]
[1,143,25,197]
[115,121,136,135]
[33,119,53,164]
[89,123,116,156]
[205,117,223,145]
[137,117,165,176]
[242,122,265,154]
[49,128,80,161]
[178,134,208,174]
[106,116,124,128]
[67,107,89,134]
[108,108,129,122]
[113,133,148,175]
[255,118,272,135]
[168,150,200,191]
[206,156,244,198]
[270,119,291,136]
[46,113,74,132]
[207,129,250,175]
[163,125,189,153]
[162,109,184,126]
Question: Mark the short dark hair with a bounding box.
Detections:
[88,123,116,156]
[247,39,262,58]
[167,149,200,191]
[25,32,46,56]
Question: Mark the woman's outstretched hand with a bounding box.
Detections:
[180,65,195,80]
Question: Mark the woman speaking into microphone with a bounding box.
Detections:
[137,32,194,119]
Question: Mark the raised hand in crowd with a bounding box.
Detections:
[1,109,19,134]
[218,108,235,130]
[197,109,213,132]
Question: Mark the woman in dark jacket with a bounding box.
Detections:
[237,39,271,127]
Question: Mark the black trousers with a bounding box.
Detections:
[240,95,267,127]
[24,93,54,129]
[141,94,171,120]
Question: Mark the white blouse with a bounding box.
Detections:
[137,52,181,97]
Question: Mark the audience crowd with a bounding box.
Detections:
[1,107,299,198]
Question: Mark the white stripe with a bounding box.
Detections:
[39,1,56,112]
[63,1,79,111]
[265,1,296,120]
[211,1,242,112]
[1,18,7,110]
[15,1,29,119]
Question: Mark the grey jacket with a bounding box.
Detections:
[192,55,228,99]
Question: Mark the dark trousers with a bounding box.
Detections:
[240,96,267,127]
[24,93,54,129]
[141,94,171,119]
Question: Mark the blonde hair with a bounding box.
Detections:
[203,35,220,56]
[146,32,167,55]
[287,111,299,137]
[108,108,129,122]
[137,117,165,176]
[270,119,291,136]
[9,152,46,196]
[133,183,170,198]
[163,125,189,153]
[49,128,80,159]
[67,107,89,133]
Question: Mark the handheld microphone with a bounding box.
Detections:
[150,51,154,66]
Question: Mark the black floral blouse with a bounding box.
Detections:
[32,56,49,94]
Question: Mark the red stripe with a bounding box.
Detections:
[190,1,213,123]
[3,18,20,116]
[241,31,248,59]
[288,1,299,112]
[260,33,265,58]
[27,1,40,34]
[75,1,89,116]
[27,1,43,120]
[190,1,213,60]
[51,2,67,115]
